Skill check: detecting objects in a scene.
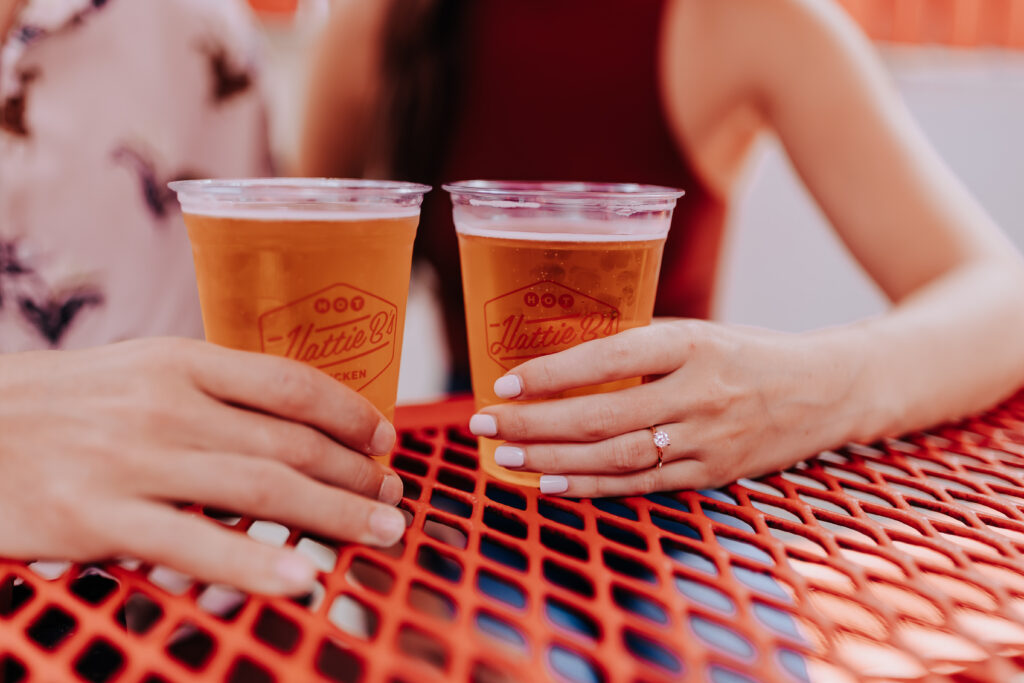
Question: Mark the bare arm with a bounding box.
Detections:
[699,0,1024,435]
[469,0,1024,496]
[297,0,386,177]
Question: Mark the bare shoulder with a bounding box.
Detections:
[674,0,875,104]
[299,0,390,176]
[660,0,873,196]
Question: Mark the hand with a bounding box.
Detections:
[469,320,870,497]
[0,338,408,595]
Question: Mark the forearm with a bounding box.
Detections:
[818,256,1024,444]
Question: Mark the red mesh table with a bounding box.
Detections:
[7,394,1024,682]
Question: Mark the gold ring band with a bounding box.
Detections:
[651,427,670,470]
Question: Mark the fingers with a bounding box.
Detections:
[471,383,675,443]
[537,458,711,498]
[494,423,685,474]
[492,323,688,400]
[141,452,407,548]
[185,342,395,457]
[195,403,403,504]
[110,502,320,595]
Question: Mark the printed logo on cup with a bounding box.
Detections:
[259,283,398,392]
[484,280,619,371]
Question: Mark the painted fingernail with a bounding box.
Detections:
[369,508,406,546]
[275,552,317,590]
[377,474,404,506]
[493,374,523,399]
[469,414,498,437]
[539,475,569,495]
[494,445,525,468]
[370,420,396,456]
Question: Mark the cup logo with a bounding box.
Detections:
[484,280,620,370]
[259,283,398,392]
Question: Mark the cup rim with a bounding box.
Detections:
[442,180,685,201]
[168,178,432,201]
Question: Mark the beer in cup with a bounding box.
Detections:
[445,181,682,485]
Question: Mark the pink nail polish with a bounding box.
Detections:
[494,446,525,467]
[469,414,498,437]
[539,475,569,494]
[493,375,523,399]
[276,553,316,588]
[369,508,406,546]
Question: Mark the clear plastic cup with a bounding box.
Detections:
[444,181,683,486]
[170,178,430,444]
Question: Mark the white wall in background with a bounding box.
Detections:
[718,47,1024,331]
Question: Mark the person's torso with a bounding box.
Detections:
[0,0,269,351]
[413,0,728,374]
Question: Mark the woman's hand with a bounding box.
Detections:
[0,338,407,595]
[470,320,875,497]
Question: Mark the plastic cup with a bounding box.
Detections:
[170,178,430,449]
[445,181,683,486]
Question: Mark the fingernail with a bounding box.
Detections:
[275,552,317,590]
[369,508,406,546]
[469,414,498,437]
[539,475,569,495]
[493,374,523,399]
[494,445,525,468]
[377,474,404,506]
[370,420,396,456]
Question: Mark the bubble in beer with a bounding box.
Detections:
[531,264,566,282]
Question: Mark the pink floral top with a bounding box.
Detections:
[0,0,270,351]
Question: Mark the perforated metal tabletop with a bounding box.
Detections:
[6,394,1024,682]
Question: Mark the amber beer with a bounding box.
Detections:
[446,182,683,486]
[170,179,429,442]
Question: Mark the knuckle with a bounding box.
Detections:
[131,380,176,430]
[593,477,616,499]
[274,365,319,414]
[279,429,325,471]
[583,402,619,440]
[672,319,706,353]
[611,435,648,473]
[701,384,734,415]
[531,361,557,393]
[140,337,194,371]
[638,468,663,495]
[237,463,285,511]
[606,335,634,368]
[346,458,382,495]
[701,454,729,486]
[498,409,528,440]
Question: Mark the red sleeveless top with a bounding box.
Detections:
[417,0,727,384]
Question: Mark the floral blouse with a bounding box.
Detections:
[0,0,270,351]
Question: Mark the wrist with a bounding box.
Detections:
[805,322,900,447]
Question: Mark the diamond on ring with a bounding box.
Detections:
[652,430,671,449]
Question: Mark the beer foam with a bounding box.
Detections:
[180,207,420,220]
[454,217,670,242]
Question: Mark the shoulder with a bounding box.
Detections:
[666,0,871,101]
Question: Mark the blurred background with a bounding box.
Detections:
[248,0,1024,403]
